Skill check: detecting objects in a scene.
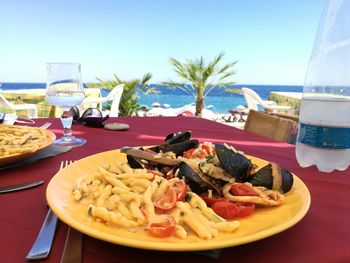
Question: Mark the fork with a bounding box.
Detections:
[40,122,52,130]
[26,160,73,261]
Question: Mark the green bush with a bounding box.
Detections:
[88,73,152,116]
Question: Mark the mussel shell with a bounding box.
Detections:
[160,139,199,156]
[199,174,224,196]
[126,155,145,169]
[142,146,160,153]
[198,161,233,182]
[280,167,294,193]
[126,147,159,170]
[175,162,207,194]
[249,163,294,193]
[163,131,192,145]
[215,143,253,182]
[248,164,273,188]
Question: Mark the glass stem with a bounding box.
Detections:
[60,110,75,141]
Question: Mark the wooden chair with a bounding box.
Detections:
[268,112,299,122]
[244,110,296,143]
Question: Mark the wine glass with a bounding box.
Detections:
[46,62,87,147]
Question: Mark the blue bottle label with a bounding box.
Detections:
[298,123,350,149]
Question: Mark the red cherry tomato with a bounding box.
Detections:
[211,201,240,220]
[148,215,176,237]
[197,151,208,158]
[183,148,195,158]
[200,196,227,206]
[230,184,258,196]
[201,144,211,154]
[170,179,187,201]
[235,203,256,217]
[166,170,174,180]
[153,187,177,212]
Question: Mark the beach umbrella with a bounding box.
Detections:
[151,102,161,107]
[236,105,246,110]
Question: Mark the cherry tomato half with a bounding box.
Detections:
[170,179,187,201]
[153,186,177,212]
[235,203,256,217]
[148,215,176,238]
[231,184,258,196]
[201,144,211,154]
[183,148,195,158]
[200,196,227,207]
[211,201,240,220]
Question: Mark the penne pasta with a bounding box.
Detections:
[74,160,241,241]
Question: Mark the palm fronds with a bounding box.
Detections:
[163,52,237,116]
[88,73,152,116]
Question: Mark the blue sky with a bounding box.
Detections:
[0,0,325,85]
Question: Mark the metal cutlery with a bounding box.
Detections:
[0,180,44,194]
[40,122,52,130]
[60,227,83,263]
[26,160,73,261]
[26,208,58,260]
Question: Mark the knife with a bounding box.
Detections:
[26,208,58,260]
[0,180,44,194]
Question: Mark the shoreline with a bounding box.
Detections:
[136,104,248,129]
[1,83,303,114]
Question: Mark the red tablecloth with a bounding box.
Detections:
[1,117,349,263]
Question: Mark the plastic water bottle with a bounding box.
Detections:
[295,0,350,172]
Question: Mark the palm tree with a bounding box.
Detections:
[88,73,152,116]
[163,52,237,116]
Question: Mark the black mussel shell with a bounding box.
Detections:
[215,144,253,182]
[163,131,192,145]
[160,139,199,156]
[175,162,207,194]
[126,155,145,169]
[198,161,233,182]
[249,163,294,193]
[280,167,294,193]
[199,173,223,196]
[249,164,273,188]
[142,146,160,153]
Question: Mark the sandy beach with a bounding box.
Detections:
[137,104,248,129]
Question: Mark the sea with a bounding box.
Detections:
[0,83,303,114]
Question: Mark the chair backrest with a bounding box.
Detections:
[241,87,263,110]
[244,110,296,143]
[242,87,291,113]
[108,84,125,117]
[0,93,13,108]
[106,84,125,101]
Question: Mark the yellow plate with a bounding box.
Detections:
[47,149,311,251]
[0,125,56,166]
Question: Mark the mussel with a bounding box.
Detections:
[174,162,208,194]
[126,154,146,169]
[215,143,255,182]
[124,135,294,195]
[248,163,294,193]
[160,131,199,156]
[164,131,191,144]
